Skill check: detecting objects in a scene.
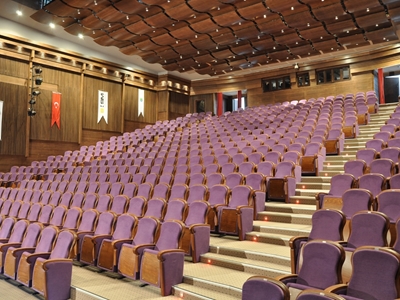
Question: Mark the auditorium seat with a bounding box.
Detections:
[242,276,290,300]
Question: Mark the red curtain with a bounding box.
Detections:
[237,90,242,109]
[378,68,385,104]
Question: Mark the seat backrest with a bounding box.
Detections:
[242,276,290,300]
[49,229,77,259]
[154,220,184,251]
[308,209,345,241]
[35,225,59,253]
[365,139,385,152]
[225,172,244,189]
[112,214,137,240]
[245,173,266,192]
[356,148,377,166]
[168,183,189,202]
[264,151,281,165]
[77,209,99,232]
[328,174,355,195]
[63,207,83,230]
[185,201,209,226]
[136,182,153,199]
[296,240,344,289]
[21,222,43,248]
[132,217,160,246]
[152,183,170,200]
[228,185,253,208]
[143,198,166,219]
[341,189,373,219]
[96,194,113,212]
[94,211,117,235]
[347,247,400,299]
[370,158,395,177]
[347,211,389,248]
[304,142,322,156]
[208,184,230,207]
[297,289,346,300]
[8,219,28,243]
[110,195,129,214]
[187,184,208,204]
[380,147,400,163]
[122,182,137,198]
[377,190,400,222]
[49,205,67,227]
[274,161,295,178]
[358,173,386,198]
[163,199,187,222]
[343,160,366,179]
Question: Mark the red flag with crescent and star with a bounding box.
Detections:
[51,92,61,129]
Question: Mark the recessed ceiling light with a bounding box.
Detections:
[16,10,22,16]
[49,23,55,29]
[78,34,84,39]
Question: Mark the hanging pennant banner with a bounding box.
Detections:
[138,88,144,117]
[98,90,108,124]
[51,92,61,129]
[0,101,3,141]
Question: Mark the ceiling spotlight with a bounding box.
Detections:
[294,63,299,70]
[16,10,22,16]
[78,33,84,39]
[29,99,36,105]
[49,23,55,29]
[32,90,41,96]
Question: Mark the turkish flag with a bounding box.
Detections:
[51,92,61,129]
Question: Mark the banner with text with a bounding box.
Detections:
[51,92,61,129]
[98,90,108,124]
[138,89,144,117]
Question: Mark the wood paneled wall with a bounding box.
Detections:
[169,91,189,120]
[124,85,157,124]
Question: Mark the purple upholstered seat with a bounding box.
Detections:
[326,247,400,300]
[242,276,290,300]
[343,160,366,179]
[140,220,185,296]
[117,216,160,279]
[316,174,355,210]
[279,240,345,294]
[289,209,345,273]
[31,229,77,299]
[216,185,254,240]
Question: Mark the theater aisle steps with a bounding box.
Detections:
[172,103,398,300]
[290,102,397,205]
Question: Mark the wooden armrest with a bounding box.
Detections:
[325,283,348,293]
[157,249,185,260]
[275,274,298,282]
[42,258,72,270]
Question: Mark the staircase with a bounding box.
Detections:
[173,102,398,300]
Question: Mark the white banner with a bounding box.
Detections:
[138,89,144,117]
[97,90,108,124]
[0,101,3,141]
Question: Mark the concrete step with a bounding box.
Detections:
[200,252,291,277]
[252,221,311,237]
[264,203,315,215]
[297,182,331,189]
[289,195,316,205]
[324,160,347,166]
[174,283,240,300]
[300,176,332,183]
[181,263,248,299]
[245,231,292,246]
[295,188,328,197]
[318,170,342,177]
[257,211,312,225]
[325,155,355,161]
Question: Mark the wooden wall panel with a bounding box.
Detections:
[82,76,122,132]
[189,93,214,113]
[169,91,189,120]
[124,85,157,124]
[0,82,27,155]
[248,71,374,107]
[81,129,121,147]
[29,140,80,163]
[0,56,28,79]
[157,91,169,121]
[30,67,81,142]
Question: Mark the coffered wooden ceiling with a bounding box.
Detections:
[31,0,400,76]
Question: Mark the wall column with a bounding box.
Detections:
[217,92,223,116]
[378,68,385,104]
[237,90,242,110]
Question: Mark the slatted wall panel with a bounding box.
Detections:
[82,76,122,132]
[30,67,81,142]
